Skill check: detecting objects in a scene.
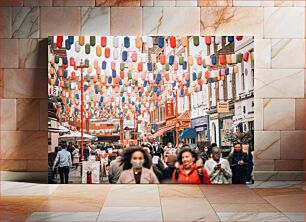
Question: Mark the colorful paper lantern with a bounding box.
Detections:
[158,36,164,48]
[101,36,107,47]
[124,36,130,48]
[170,36,176,48]
[79,36,85,46]
[105,47,110,58]
[135,37,142,49]
[205,36,211,45]
[193,36,199,46]
[85,43,90,54]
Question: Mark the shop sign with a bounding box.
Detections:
[217,100,230,113]
[165,102,175,119]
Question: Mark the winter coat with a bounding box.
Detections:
[172,163,211,184]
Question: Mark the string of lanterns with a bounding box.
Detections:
[48,36,253,122]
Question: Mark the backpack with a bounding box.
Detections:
[175,167,204,184]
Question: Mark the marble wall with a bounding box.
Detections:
[0,0,305,182]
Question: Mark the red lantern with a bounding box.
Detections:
[132,52,137,62]
[56,41,62,48]
[57,36,63,43]
[57,69,63,77]
[101,36,107,47]
[138,62,143,72]
[69,57,74,66]
[105,47,110,58]
[174,61,178,71]
[71,71,76,80]
[205,70,210,79]
[165,72,170,81]
[219,55,225,65]
[62,64,68,69]
[236,36,243,41]
[197,56,202,66]
[96,67,101,75]
[198,79,203,85]
[243,52,249,62]
[170,36,176,48]
[74,64,78,71]
[205,36,211,45]
[120,71,125,79]
[160,54,166,65]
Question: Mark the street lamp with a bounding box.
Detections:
[77,59,85,161]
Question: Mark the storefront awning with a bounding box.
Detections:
[179,128,197,139]
[148,125,175,139]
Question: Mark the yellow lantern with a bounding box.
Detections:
[96,46,102,57]
[135,37,142,49]
[94,59,99,69]
[226,54,232,64]
[79,36,85,46]
[188,55,193,66]
[181,36,188,47]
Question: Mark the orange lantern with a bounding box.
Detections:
[197,56,202,66]
[219,55,225,65]
[105,47,110,58]
[181,36,188,47]
[160,54,166,65]
[120,71,125,79]
[96,46,102,57]
[138,62,143,72]
[79,36,85,46]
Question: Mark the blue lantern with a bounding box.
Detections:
[63,56,68,65]
[122,51,128,61]
[158,36,164,48]
[112,70,116,78]
[169,55,174,65]
[228,36,234,43]
[147,62,152,71]
[108,76,112,84]
[68,36,74,44]
[183,61,187,70]
[124,36,130,48]
[211,55,217,65]
[192,72,197,81]
[102,61,107,70]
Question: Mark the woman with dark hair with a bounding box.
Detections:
[172,146,211,184]
[117,147,159,184]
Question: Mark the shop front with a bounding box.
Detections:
[191,115,209,148]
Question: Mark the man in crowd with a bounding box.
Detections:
[108,149,123,184]
[52,144,72,184]
[205,146,232,184]
[227,142,248,184]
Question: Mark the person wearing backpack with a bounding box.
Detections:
[172,146,211,184]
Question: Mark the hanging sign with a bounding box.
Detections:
[217,100,230,113]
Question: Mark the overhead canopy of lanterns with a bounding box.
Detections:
[48,35,253,123]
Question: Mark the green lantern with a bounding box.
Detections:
[84,59,89,68]
[165,63,170,71]
[90,36,96,46]
[85,43,91,54]
[179,56,184,65]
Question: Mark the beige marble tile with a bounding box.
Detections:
[0,7,11,38]
[141,0,153,6]
[254,171,304,181]
[262,193,305,212]
[0,69,3,98]
[161,197,219,221]
[3,69,47,99]
[176,0,197,6]
[233,0,261,6]
[295,99,305,130]
[0,159,27,171]
[263,99,295,130]
[143,7,200,35]
[17,99,40,131]
[254,39,271,68]
[0,39,18,68]
[212,203,278,212]
[255,69,304,98]
[0,196,48,222]
[103,185,160,207]
[40,7,80,38]
[0,99,16,131]
[0,131,47,159]
[12,7,39,38]
[153,0,175,6]
[254,131,280,160]
[280,130,305,160]
[96,0,140,6]
[27,159,48,172]
[53,0,95,6]
[200,7,263,38]
[253,159,275,171]
[98,207,163,221]
[198,0,232,6]
[200,185,266,204]
[293,0,306,6]
[81,7,110,35]
[40,99,48,131]
[274,0,293,6]
[275,160,304,171]
[111,7,142,35]
[260,0,274,6]
[19,39,48,68]
[158,184,204,198]
[26,212,99,221]
[51,184,111,198]
[272,39,305,68]
[254,99,263,130]
[0,0,22,6]
[217,212,291,221]
[264,7,305,38]
[23,0,52,6]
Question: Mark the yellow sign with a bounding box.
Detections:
[217,100,230,113]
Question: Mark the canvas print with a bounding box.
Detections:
[48,36,254,184]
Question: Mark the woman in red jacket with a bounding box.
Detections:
[172,146,211,184]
